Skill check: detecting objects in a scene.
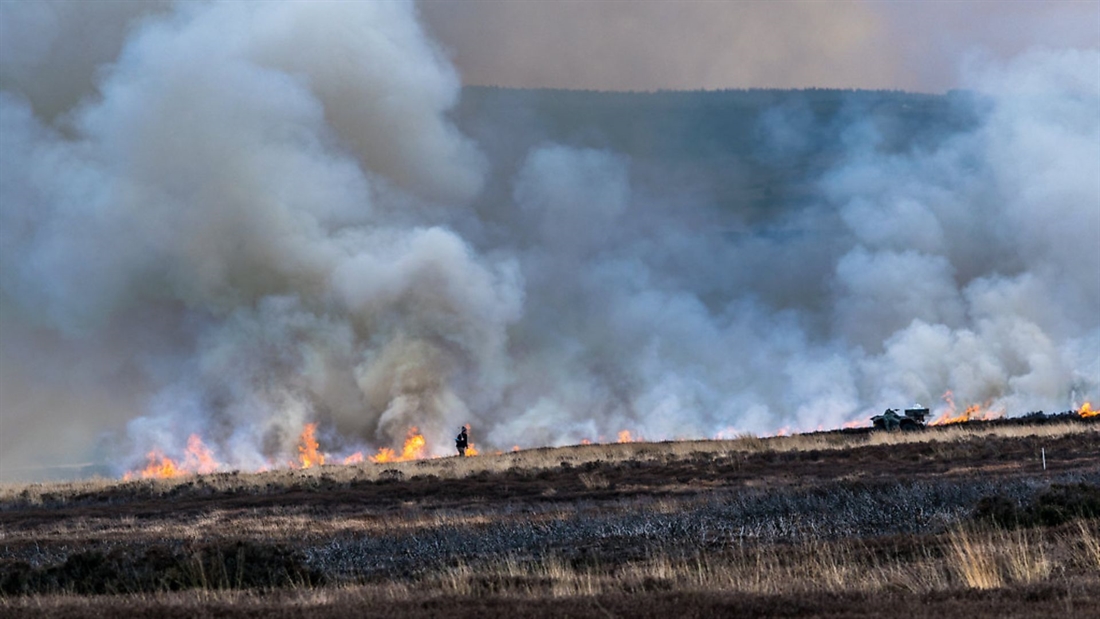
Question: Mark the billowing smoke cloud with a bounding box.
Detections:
[1,1,515,476]
[1,2,1096,480]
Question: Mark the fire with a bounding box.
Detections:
[930,391,1001,425]
[401,430,427,460]
[1081,402,1097,418]
[184,434,219,474]
[370,427,427,463]
[123,433,221,480]
[617,430,633,443]
[126,450,182,480]
[297,423,325,469]
[342,452,364,465]
[461,423,478,456]
[932,404,982,426]
[369,447,397,463]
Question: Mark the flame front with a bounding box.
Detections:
[370,428,427,463]
[184,434,219,474]
[124,433,221,480]
[930,391,1001,426]
[297,423,325,469]
[128,450,181,480]
[369,447,397,463]
[401,431,427,460]
[1081,402,1097,418]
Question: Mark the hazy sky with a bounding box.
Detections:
[421,0,1100,92]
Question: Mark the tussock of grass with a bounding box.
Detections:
[1077,520,1100,570]
[948,528,1004,589]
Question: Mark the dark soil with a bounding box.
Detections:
[4,583,1098,619]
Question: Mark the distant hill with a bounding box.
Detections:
[453,87,985,219]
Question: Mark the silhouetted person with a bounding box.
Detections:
[456,426,468,456]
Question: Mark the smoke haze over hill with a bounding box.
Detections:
[0,1,1097,480]
[420,0,1100,92]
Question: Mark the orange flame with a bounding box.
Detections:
[1081,402,1097,418]
[932,404,981,425]
[930,391,1000,425]
[401,431,427,460]
[342,452,364,465]
[617,430,634,443]
[369,447,397,463]
[369,427,427,463]
[458,423,478,456]
[297,423,325,469]
[127,450,183,480]
[123,433,221,480]
[184,434,219,474]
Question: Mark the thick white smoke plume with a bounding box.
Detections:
[1,2,1096,479]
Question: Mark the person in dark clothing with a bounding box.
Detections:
[455,426,468,456]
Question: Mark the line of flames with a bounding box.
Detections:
[929,390,1002,426]
[123,423,484,479]
[122,401,1095,480]
[123,434,220,480]
[578,430,645,445]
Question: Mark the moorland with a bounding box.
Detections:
[2,417,1098,618]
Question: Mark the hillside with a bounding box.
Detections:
[453,87,983,221]
[3,419,1098,618]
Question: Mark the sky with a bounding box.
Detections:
[0,0,1097,481]
[420,0,1100,92]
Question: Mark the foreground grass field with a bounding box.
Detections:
[2,419,1098,618]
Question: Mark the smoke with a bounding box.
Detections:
[420,0,897,91]
[419,0,1100,92]
[1,2,1097,480]
[1,1,515,476]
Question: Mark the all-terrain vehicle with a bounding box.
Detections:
[871,408,928,431]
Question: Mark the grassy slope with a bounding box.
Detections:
[2,419,1098,618]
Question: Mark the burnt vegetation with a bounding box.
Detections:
[2,418,1098,618]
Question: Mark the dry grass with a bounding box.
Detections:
[3,421,1093,507]
[442,521,1088,598]
[1076,520,1100,569]
[948,528,1004,589]
[296,523,1091,599]
[947,526,1060,590]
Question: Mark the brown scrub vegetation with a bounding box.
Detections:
[2,418,1098,618]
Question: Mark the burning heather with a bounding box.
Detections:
[297,424,325,470]
[124,434,220,480]
[0,2,1097,481]
[369,428,428,464]
[930,391,1003,426]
